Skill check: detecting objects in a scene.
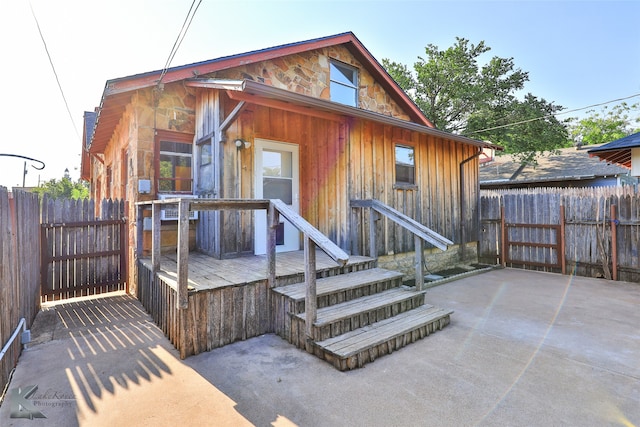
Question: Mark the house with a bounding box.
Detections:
[479,145,636,190]
[83,32,498,366]
[83,31,496,275]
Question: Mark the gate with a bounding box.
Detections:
[40,198,127,301]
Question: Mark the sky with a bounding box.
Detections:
[0,0,638,189]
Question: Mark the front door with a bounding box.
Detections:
[254,139,300,254]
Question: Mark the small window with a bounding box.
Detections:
[330,60,358,106]
[395,145,415,185]
[158,139,193,193]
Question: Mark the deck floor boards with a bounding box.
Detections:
[139,251,374,292]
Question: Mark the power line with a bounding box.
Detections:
[29,2,80,140]
[466,92,640,136]
[158,0,203,85]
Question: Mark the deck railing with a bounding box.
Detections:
[135,197,348,344]
[351,199,453,290]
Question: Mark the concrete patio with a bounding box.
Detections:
[1,268,638,426]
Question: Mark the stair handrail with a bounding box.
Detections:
[270,199,349,265]
[270,199,348,347]
[351,199,453,291]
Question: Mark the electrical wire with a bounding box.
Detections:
[158,0,203,85]
[29,2,80,140]
[466,92,640,136]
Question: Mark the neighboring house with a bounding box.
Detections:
[587,131,640,176]
[479,145,637,190]
[82,32,496,288]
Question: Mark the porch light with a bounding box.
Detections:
[235,139,251,149]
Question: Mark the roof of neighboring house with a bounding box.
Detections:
[480,145,630,187]
[89,32,497,155]
[587,132,640,168]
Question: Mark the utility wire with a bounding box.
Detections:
[158,0,203,85]
[466,92,640,136]
[29,2,80,140]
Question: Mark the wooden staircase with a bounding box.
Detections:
[272,263,453,370]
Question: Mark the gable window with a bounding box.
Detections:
[156,131,193,193]
[395,144,415,185]
[330,60,358,107]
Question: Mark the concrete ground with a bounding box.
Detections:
[0,268,638,427]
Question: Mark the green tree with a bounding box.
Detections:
[569,102,640,146]
[467,94,571,164]
[383,37,570,162]
[33,177,89,200]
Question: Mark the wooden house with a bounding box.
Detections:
[83,32,497,368]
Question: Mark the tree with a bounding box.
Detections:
[569,102,640,146]
[33,177,89,200]
[466,94,571,164]
[383,37,570,162]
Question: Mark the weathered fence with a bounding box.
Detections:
[40,196,127,301]
[480,187,640,282]
[0,188,40,395]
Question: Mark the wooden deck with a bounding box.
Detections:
[139,251,376,292]
[138,250,453,368]
[137,250,377,359]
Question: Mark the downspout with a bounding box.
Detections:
[459,147,483,262]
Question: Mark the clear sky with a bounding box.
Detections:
[1,0,638,188]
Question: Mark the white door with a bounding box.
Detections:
[254,139,300,254]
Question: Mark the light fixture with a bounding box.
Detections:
[234,138,251,149]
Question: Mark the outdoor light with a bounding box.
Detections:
[234,139,251,149]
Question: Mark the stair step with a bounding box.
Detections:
[313,305,454,370]
[273,268,404,310]
[295,287,425,341]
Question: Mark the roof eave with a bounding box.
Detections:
[186,78,497,150]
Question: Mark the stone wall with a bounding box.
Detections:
[378,243,479,281]
[207,46,409,120]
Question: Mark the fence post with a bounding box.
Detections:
[500,205,506,267]
[611,204,618,281]
[560,205,566,275]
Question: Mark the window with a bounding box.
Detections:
[395,145,415,185]
[156,131,193,193]
[330,60,358,106]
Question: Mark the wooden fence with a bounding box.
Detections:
[480,187,640,282]
[0,188,40,395]
[40,196,127,301]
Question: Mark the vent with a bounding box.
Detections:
[158,194,198,221]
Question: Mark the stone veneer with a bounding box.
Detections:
[206,45,410,120]
[377,243,479,281]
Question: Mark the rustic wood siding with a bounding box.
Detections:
[194,91,480,259]
[349,119,478,256]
